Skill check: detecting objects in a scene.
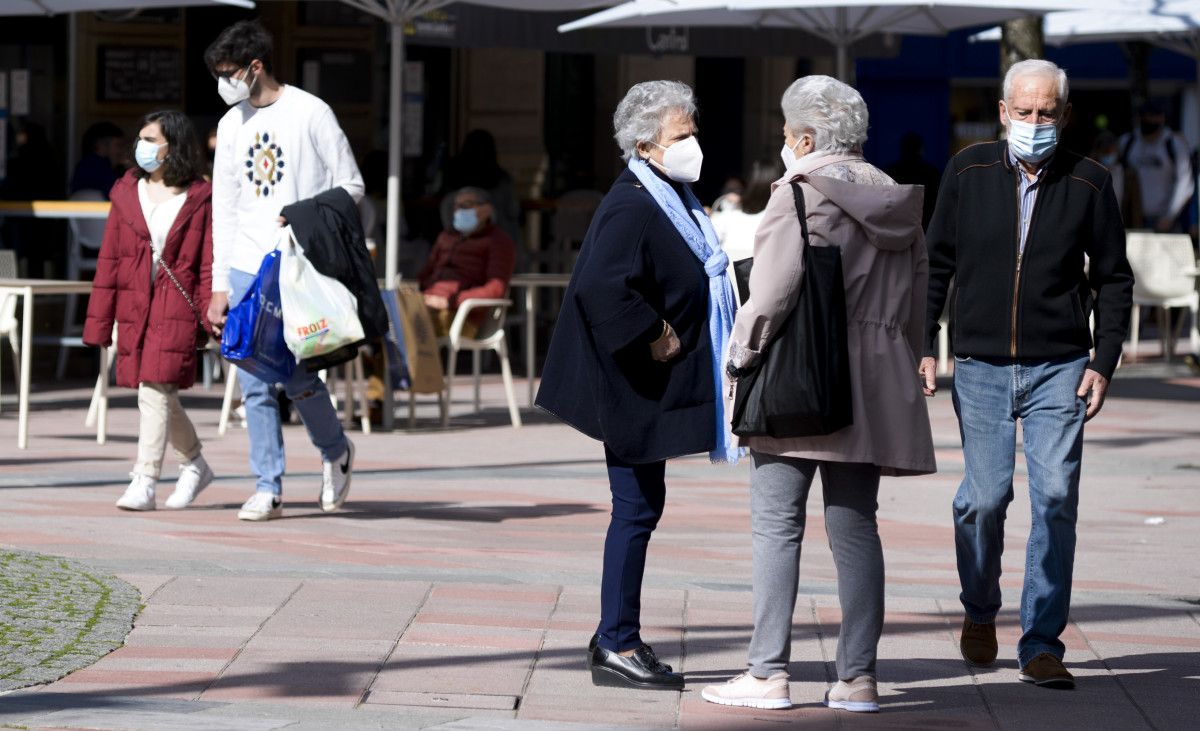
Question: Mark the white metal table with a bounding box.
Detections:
[0,279,104,449]
[0,200,110,221]
[508,273,571,406]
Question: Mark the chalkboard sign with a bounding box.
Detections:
[96,46,182,103]
[295,49,371,105]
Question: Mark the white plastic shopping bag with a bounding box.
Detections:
[278,226,365,361]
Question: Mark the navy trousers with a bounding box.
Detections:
[596,445,667,653]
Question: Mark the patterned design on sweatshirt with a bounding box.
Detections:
[244,131,286,197]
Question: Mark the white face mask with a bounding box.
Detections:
[650,136,703,183]
[217,67,255,106]
[780,138,803,170]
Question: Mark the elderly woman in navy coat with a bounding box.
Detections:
[537,80,738,690]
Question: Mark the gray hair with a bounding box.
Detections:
[455,186,492,206]
[1002,59,1069,104]
[613,80,697,162]
[780,75,868,154]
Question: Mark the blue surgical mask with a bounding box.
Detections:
[135,140,166,173]
[453,208,479,234]
[1007,118,1058,164]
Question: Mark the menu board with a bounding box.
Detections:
[96,46,182,103]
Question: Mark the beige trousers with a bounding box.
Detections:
[134,382,202,479]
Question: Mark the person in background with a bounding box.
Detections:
[1092,130,1143,228]
[443,129,520,244]
[710,164,777,302]
[83,110,215,511]
[536,79,738,692]
[1119,102,1194,233]
[711,175,746,213]
[70,121,126,197]
[203,19,362,522]
[1,122,64,277]
[921,59,1133,690]
[418,186,516,338]
[885,132,941,229]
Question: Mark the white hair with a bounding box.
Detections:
[1003,59,1069,104]
[780,75,868,154]
[613,80,697,162]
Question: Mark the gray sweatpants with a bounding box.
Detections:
[747,451,884,681]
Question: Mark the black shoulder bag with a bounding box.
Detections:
[730,181,853,438]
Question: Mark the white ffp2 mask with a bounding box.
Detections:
[217,67,255,106]
[651,136,703,183]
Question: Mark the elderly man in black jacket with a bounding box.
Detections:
[920,59,1133,691]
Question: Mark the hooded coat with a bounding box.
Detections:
[83,170,213,389]
[727,153,935,477]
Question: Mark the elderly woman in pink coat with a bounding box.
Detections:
[701,76,935,713]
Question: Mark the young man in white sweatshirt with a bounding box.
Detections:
[204,20,362,522]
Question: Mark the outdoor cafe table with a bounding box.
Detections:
[0,279,106,449]
[0,200,111,220]
[508,273,571,406]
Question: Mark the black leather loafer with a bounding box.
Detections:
[589,642,683,690]
[587,634,599,671]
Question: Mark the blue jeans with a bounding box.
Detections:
[230,270,347,496]
[597,445,666,653]
[951,353,1089,666]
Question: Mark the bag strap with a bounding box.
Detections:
[789,181,810,254]
[152,247,204,328]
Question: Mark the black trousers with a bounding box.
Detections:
[596,444,666,653]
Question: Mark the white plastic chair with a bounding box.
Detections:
[0,250,21,413]
[1125,232,1200,362]
[58,189,108,379]
[440,298,521,428]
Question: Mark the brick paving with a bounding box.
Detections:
[0,363,1197,729]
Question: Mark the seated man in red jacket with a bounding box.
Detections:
[419,186,517,337]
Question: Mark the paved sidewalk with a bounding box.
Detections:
[0,366,1198,730]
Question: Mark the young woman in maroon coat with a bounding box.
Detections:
[84,111,216,512]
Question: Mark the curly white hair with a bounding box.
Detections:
[781,75,869,155]
[612,80,697,162]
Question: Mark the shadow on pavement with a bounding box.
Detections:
[1102,376,1200,402]
[4,651,1196,726]
[285,500,603,522]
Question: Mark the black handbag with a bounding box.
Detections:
[730,181,853,438]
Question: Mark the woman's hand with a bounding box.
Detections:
[649,321,681,362]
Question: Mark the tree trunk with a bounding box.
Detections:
[1123,41,1152,124]
[999,16,1045,81]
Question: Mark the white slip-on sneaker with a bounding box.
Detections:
[237,492,282,521]
[824,675,879,713]
[165,456,214,509]
[701,671,791,710]
[320,439,354,512]
[116,474,157,511]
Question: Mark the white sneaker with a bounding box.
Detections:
[701,671,791,710]
[165,456,214,509]
[824,676,879,713]
[116,474,157,511]
[237,492,282,521]
[320,439,354,512]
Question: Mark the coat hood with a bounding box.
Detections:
[782,153,924,252]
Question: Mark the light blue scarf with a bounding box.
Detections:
[628,158,740,463]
